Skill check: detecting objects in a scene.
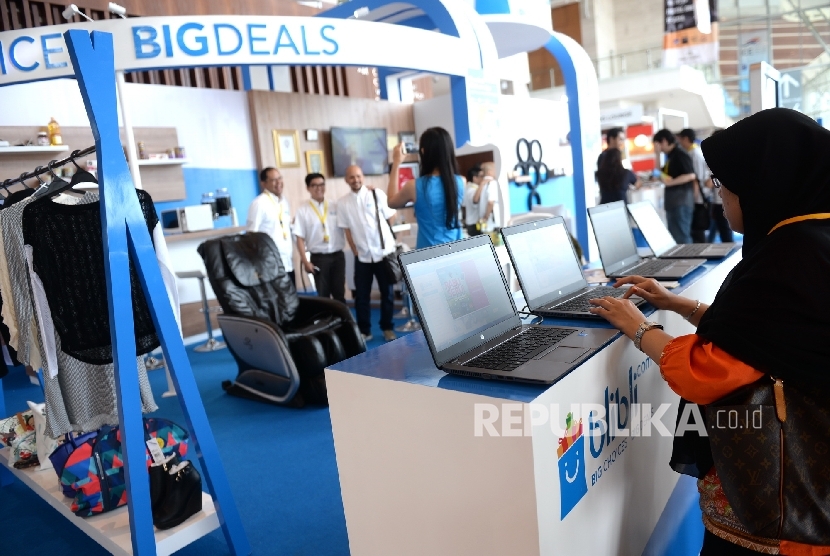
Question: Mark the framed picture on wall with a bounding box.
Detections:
[273,129,300,167]
[305,150,326,175]
[398,162,419,189]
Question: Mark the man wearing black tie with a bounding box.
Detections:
[294,173,346,304]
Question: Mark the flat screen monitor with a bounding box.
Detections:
[330,127,388,176]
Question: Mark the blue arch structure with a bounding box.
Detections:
[543,32,601,259]
[321,0,460,36]
[319,0,497,147]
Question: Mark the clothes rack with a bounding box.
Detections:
[0,29,250,556]
[1,146,96,191]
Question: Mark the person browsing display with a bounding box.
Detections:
[387,126,464,248]
[247,167,295,285]
[677,128,714,244]
[596,147,640,204]
[338,165,397,342]
[294,173,346,304]
[474,161,501,233]
[588,108,830,555]
[653,129,697,245]
[463,165,484,236]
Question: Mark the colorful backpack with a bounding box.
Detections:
[59,418,189,517]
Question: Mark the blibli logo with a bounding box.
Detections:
[557,412,587,519]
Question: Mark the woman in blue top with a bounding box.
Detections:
[387,127,464,248]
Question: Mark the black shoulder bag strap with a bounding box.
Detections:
[371,189,395,250]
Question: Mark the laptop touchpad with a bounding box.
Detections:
[540,346,589,363]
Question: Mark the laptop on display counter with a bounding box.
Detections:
[398,235,617,385]
[626,201,736,259]
[587,201,706,280]
[500,216,646,318]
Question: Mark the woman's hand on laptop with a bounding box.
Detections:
[613,276,678,311]
[588,297,648,339]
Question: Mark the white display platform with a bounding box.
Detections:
[0,448,219,556]
[327,248,742,555]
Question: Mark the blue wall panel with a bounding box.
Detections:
[508,175,575,216]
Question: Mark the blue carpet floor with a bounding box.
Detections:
[0,307,416,556]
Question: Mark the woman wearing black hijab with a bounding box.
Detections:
[588,108,830,554]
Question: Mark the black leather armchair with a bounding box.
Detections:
[198,232,365,407]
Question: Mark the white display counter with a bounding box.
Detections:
[326,248,742,555]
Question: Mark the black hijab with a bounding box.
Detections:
[697,108,830,385]
[671,109,830,478]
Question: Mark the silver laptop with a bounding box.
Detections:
[587,201,706,279]
[627,201,736,259]
[399,235,617,384]
[500,216,645,318]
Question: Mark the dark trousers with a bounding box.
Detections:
[310,251,346,304]
[666,204,693,244]
[707,205,734,243]
[354,259,394,335]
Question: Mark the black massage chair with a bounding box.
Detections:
[198,232,365,407]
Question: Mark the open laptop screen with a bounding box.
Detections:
[588,201,641,275]
[627,201,676,257]
[502,218,585,309]
[405,242,515,354]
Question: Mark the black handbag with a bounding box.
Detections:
[149,454,203,530]
[371,189,403,284]
[704,376,830,544]
[691,179,711,231]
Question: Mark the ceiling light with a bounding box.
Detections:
[62,4,92,21]
[108,2,127,18]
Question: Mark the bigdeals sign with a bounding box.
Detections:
[0,16,484,87]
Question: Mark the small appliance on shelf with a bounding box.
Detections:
[161,205,215,233]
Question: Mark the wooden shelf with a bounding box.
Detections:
[0,448,220,556]
[137,158,189,166]
[0,146,70,154]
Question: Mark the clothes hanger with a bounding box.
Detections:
[31,160,78,202]
[30,166,55,200]
[46,159,68,186]
[19,172,33,190]
[67,150,98,187]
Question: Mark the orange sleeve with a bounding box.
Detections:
[659,334,764,405]
[779,540,830,555]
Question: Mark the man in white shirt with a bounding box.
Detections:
[463,165,484,236]
[337,165,397,342]
[294,173,346,304]
[248,167,295,286]
[475,162,501,232]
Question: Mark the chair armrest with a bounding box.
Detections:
[296,296,354,323]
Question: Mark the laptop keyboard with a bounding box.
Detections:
[549,286,626,312]
[465,327,574,372]
[626,258,676,276]
[672,244,709,256]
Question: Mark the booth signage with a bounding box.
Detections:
[0,16,484,87]
[531,339,681,554]
[599,105,644,126]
